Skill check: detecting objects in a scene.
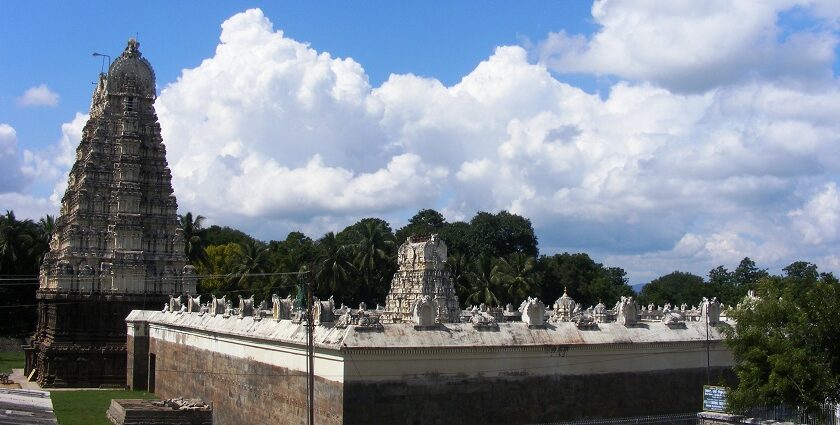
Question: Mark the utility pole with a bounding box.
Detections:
[306,271,315,425]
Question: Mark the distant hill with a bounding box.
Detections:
[631,283,646,294]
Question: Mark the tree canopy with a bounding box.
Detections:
[637,271,708,307]
[724,262,840,412]
[0,211,53,337]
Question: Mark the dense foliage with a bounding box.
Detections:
[724,262,840,413]
[0,211,53,337]
[185,209,633,309]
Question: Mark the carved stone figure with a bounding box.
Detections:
[519,297,545,326]
[238,295,255,318]
[313,296,336,324]
[211,295,226,316]
[187,294,202,313]
[701,297,721,325]
[615,296,639,326]
[662,304,685,325]
[272,294,292,321]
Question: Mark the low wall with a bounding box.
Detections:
[346,367,736,424]
[128,310,737,425]
[148,338,343,425]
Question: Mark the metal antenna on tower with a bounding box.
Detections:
[92,52,111,76]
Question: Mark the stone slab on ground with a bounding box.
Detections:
[0,387,58,425]
[106,399,212,425]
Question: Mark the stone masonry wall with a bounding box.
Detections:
[148,338,343,425]
[126,333,149,391]
[344,367,737,425]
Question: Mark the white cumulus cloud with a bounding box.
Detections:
[17,84,60,107]
[149,8,840,282]
[8,6,840,284]
[537,0,840,92]
[0,124,27,193]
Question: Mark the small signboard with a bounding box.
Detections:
[703,385,728,412]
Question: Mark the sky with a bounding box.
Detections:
[2,1,840,284]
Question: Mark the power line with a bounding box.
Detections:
[0,270,309,286]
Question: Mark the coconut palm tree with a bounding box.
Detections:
[30,215,55,265]
[352,220,395,284]
[492,252,538,306]
[0,211,36,274]
[315,232,355,298]
[227,241,271,293]
[465,254,501,306]
[178,212,209,267]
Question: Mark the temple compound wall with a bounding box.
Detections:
[126,304,734,424]
[126,236,735,424]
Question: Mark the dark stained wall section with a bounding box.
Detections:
[345,367,736,424]
[147,338,343,425]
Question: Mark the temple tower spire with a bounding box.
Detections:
[25,39,194,388]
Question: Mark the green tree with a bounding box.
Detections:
[733,257,768,289]
[468,211,538,258]
[336,218,397,305]
[178,212,210,267]
[195,242,242,294]
[438,221,471,259]
[708,265,735,305]
[0,211,43,337]
[269,231,317,273]
[708,258,769,306]
[637,271,708,307]
[584,266,633,307]
[537,253,602,307]
[725,262,840,413]
[395,208,447,244]
[314,232,355,301]
[32,215,55,265]
[227,241,272,300]
[0,210,36,274]
[448,251,471,305]
[465,255,501,306]
[492,252,539,306]
[202,224,256,246]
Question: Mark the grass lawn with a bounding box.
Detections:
[0,351,24,373]
[51,390,157,425]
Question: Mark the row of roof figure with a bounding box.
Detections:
[162,290,725,331]
[161,235,726,331]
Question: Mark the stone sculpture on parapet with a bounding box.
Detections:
[383,234,460,324]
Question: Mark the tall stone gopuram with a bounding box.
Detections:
[24,39,195,388]
[383,234,460,323]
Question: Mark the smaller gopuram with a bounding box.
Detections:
[24,39,195,388]
[382,234,460,323]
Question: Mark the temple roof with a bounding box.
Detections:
[126,309,728,351]
[106,38,156,98]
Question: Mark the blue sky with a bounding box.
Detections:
[2,1,840,284]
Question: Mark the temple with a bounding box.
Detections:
[382,234,460,323]
[24,39,195,387]
[126,236,735,424]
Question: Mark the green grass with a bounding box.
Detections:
[51,390,157,425]
[0,351,24,373]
